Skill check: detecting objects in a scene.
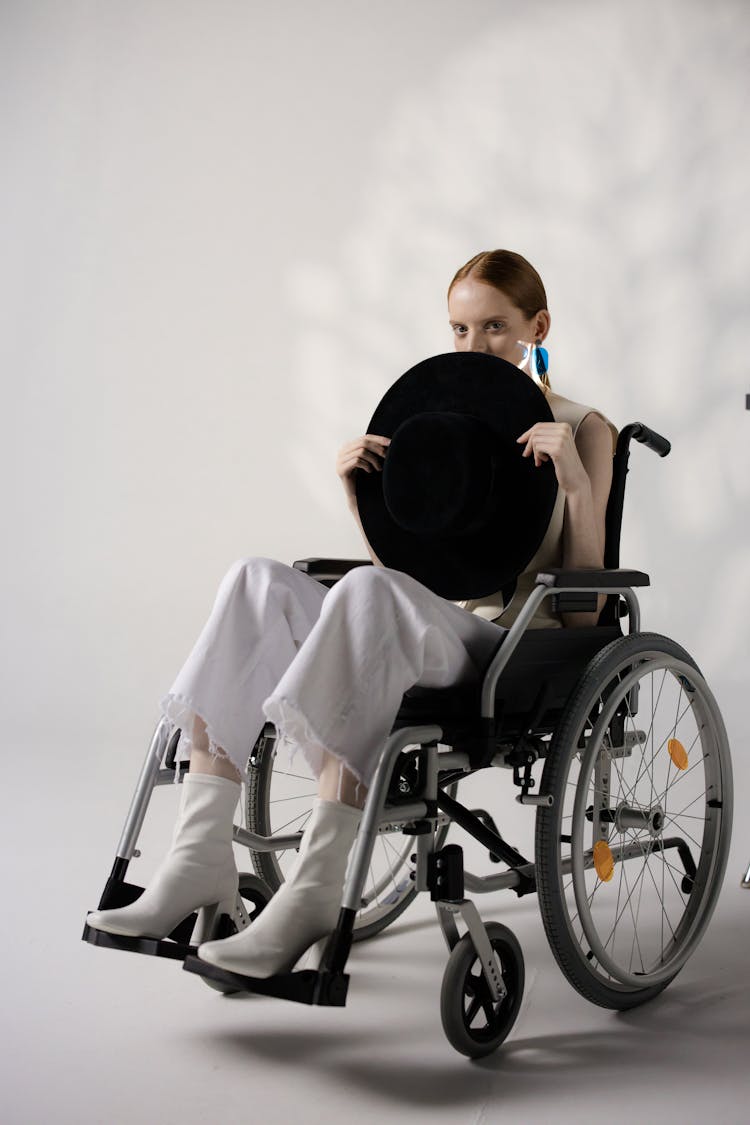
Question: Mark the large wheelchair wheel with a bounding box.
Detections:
[536,632,732,1009]
[246,726,453,941]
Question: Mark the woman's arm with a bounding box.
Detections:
[346,493,384,567]
[336,433,389,567]
[559,413,614,628]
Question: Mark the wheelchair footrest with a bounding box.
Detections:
[182,955,350,1006]
[81,921,195,961]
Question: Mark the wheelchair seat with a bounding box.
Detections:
[395,623,625,749]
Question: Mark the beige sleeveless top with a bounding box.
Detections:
[450,388,618,629]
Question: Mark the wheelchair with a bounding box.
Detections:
[83,420,733,1059]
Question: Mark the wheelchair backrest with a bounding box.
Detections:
[598,421,669,627]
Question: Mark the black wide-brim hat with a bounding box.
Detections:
[356,351,558,600]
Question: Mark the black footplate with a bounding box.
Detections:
[182,955,349,1006]
[82,921,196,961]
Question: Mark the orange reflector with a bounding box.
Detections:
[668,738,688,770]
[593,840,615,882]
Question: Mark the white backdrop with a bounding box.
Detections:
[2,0,748,843]
[3,4,750,1123]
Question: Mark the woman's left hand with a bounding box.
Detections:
[516,422,589,495]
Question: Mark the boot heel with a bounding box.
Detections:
[302,934,331,971]
[191,902,221,945]
[192,894,246,944]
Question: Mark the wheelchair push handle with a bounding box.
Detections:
[622,422,671,457]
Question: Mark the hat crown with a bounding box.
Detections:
[383,412,497,536]
[356,352,558,600]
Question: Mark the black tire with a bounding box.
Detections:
[440,922,524,1059]
[246,726,453,941]
[535,632,732,1010]
[236,872,273,924]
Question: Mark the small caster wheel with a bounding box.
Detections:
[440,921,524,1058]
[200,873,273,995]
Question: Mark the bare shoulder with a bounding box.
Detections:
[576,411,612,442]
[575,412,614,458]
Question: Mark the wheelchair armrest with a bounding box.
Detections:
[292,558,373,583]
[536,567,650,588]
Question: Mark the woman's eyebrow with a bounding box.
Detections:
[449,314,507,324]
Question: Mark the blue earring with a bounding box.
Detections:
[534,341,549,378]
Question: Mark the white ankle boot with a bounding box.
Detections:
[87,773,240,940]
[197,797,363,978]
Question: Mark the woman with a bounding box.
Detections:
[87,249,617,980]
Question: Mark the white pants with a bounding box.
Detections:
[159,557,507,792]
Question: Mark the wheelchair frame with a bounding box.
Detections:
[83,420,733,1056]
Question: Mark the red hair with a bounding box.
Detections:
[448,249,548,320]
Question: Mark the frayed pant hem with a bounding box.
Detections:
[158,692,248,783]
[262,694,369,806]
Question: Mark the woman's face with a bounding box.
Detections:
[448,277,549,369]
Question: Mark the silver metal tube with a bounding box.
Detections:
[341,725,443,911]
[435,901,461,952]
[115,718,170,860]
[379,800,430,825]
[433,751,472,772]
[153,770,184,787]
[436,900,505,1003]
[625,589,641,633]
[463,836,664,896]
[615,803,664,835]
[480,585,548,716]
[464,866,529,893]
[481,584,642,717]
[578,832,676,872]
[232,826,304,853]
[232,800,435,860]
[415,830,433,893]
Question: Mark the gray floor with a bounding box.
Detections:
[3,750,749,1125]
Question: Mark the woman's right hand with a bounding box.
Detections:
[336,434,391,504]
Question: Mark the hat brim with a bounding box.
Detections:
[356,352,558,599]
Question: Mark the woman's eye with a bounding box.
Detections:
[487,321,505,331]
[452,325,467,335]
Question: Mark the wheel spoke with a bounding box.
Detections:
[657,742,705,806]
[272,807,313,834]
[642,850,678,947]
[269,768,320,783]
[382,833,409,862]
[655,842,691,910]
[268,792,319,804]
[472,969,496,1027]
[660,818,704,852]
[617,855,647,972]
[465,989,482,1025]
[628,840,649,973]
[671,790,707,820]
